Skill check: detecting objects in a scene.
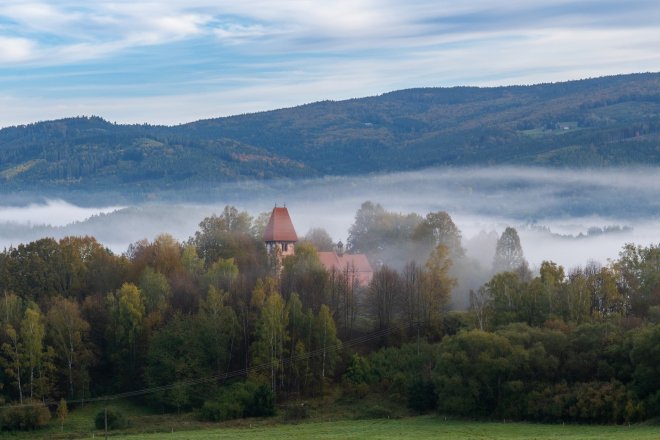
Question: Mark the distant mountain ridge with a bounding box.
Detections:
[1,72,659,197]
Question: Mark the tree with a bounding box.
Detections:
[313,304,341,392]
[145,313,207,411]
[285,293,313,395]
[193,207,267,281]
[304,228,335,252]
[493,227,525,273]
[281,242,328,312]
[586,263,624,318]
[47,297,93,399]
[486,271,525,326]
[346,201,422,266]
[138,267,172,314]
[56,398,68,431]
[127,234,183,280]
[252,291,288,394]
[401,261,424,331]
[368,266,401,332]
[107,283,145,388]
[203,258,239,294]
[469,286,491,331]
[181,244,204,279]
[630,324,660,402]
[615,243,660,317]
[20,302,51,399]
[326,265,357,337]
[566,267,592,324]
[413,211,465,260]
[434,330,523,416]
[198,287,239,377]
[1,322,24,403]
[422,244,456,331]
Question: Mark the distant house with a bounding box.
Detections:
[317,251,373,286]
[262,206,373,285]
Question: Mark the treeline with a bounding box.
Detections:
[0,203,658,430]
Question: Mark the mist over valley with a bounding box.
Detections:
[1,167,656,284]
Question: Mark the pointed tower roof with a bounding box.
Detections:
[263,206,298,242]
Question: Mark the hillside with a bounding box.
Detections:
[1,73,659,197]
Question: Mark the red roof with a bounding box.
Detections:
[318,251,373,286]
[263,207,298,242]
[317,252,373,274]
[318,251,341,270]
[338,254,372,274]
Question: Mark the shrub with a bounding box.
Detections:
[94,407,129,430]
[0,402,51,431]
[198,381,275,422]
[407,379,437,413]
[247,384,275,417]
[284,403,309,421]
[199,399,244,422]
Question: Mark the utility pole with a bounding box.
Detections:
[104,406,108,440]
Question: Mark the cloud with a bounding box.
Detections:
[0,199,123,227]
[0,36,36,62]
[1,1,660,126]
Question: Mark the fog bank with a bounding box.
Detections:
[0,166,657,273]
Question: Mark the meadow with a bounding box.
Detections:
[5,399,657,440]
[82,416,660,440]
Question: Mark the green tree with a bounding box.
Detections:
[615,243,660,317]
[193,207,266,279]
[46,297,93,399]
[1,322,24,403]
[138,267,172,314]
[630,323,660,402]
[368,266,401,332]
[493,227,525,273]
[313,304,341,392]
[252,291,288,394]
[412,211,465,260]
[346,201,422,266]
[422,244,456,331]
[181,244,204,279]
[285,293,313,395]
[20,302,51,399]
[203,258,239,294]
[107,283,145,388]
[145,313,202,411]
[281,242,328,312]
[434,330,523,416]
[56,398,68,431]
[566,268,592,324]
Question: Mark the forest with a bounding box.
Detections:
[1,73,660,200]
[0,203,658,431]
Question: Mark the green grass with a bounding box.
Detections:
[1,396,657,439]
[111,417,658,440]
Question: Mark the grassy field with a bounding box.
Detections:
[111,417,658,440]
[1,397,657,439]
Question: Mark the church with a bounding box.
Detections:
[263,206,373,285]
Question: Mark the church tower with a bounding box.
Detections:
[263,206,298,259]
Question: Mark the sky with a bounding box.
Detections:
[1,0,660,128]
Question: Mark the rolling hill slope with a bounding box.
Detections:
[1,72,659,196]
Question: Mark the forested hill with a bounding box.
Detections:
[1,72,659,195]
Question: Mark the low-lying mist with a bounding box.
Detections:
[0,166,657,276]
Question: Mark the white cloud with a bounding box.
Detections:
[1,1,660,125]
[0,36,36,62]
